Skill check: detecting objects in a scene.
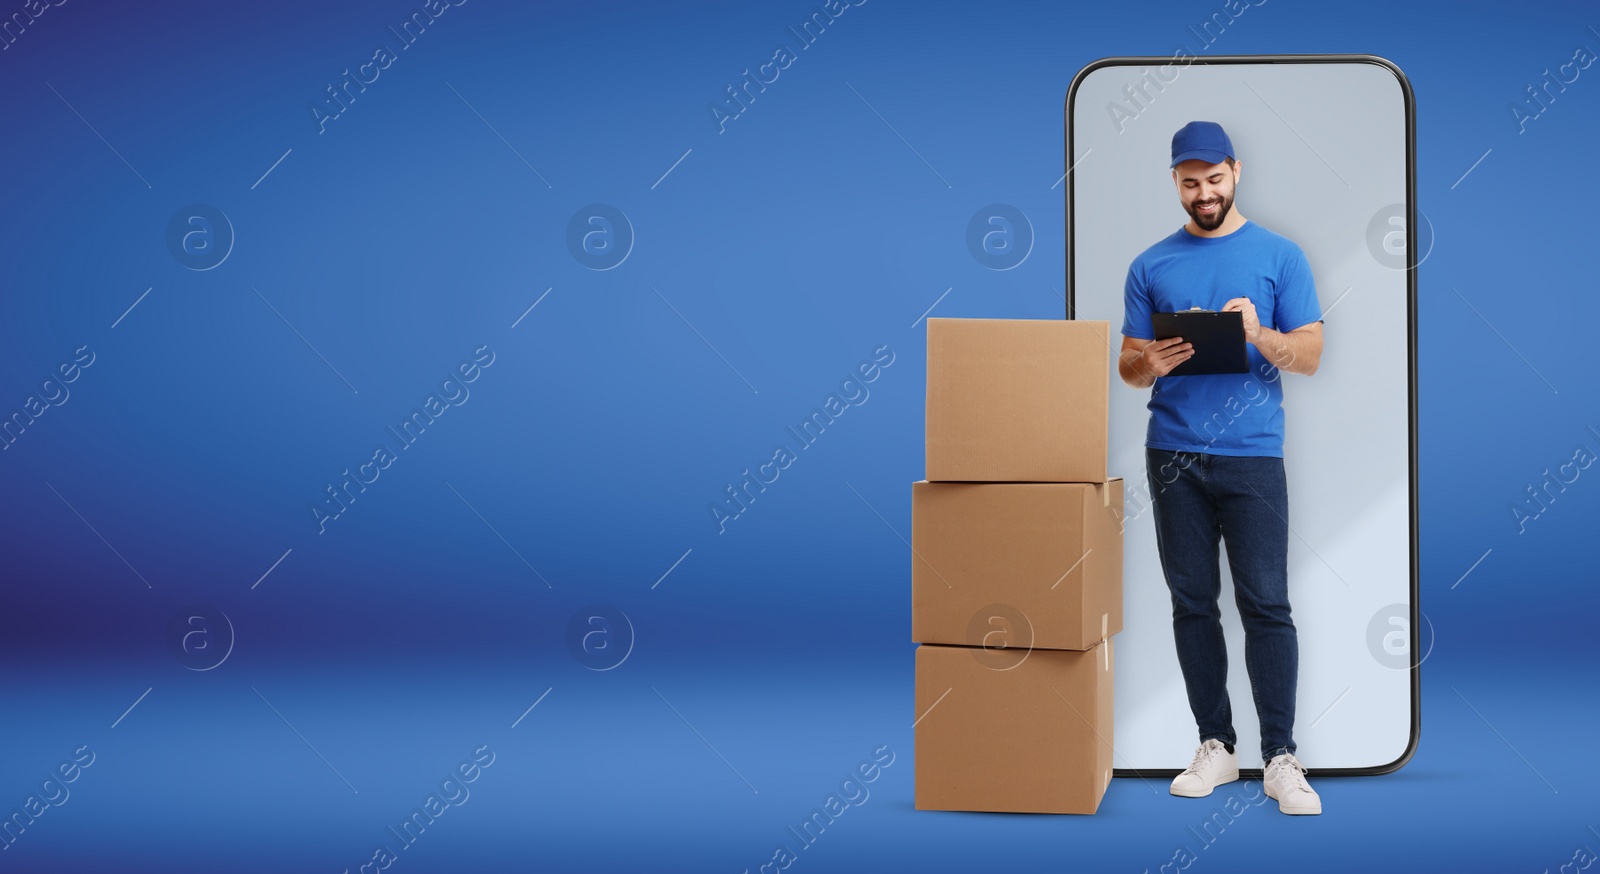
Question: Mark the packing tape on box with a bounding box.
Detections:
[1103,635,1112,672]
[1103,483,1110,508]
[1105,768,1112,792]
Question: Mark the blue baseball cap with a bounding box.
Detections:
[1170,121,1234,168]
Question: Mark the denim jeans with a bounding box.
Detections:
[1146,448,1298,762]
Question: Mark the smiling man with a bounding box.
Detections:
[1116,121,1326,815]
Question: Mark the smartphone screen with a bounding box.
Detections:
[1065,56,1418,775]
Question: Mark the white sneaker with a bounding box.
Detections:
[1170,738,1238,797]
[1263,752,1322,815]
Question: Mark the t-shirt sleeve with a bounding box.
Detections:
[1121,260,1154,340]
[1274,246,1322,332]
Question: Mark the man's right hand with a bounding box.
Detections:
[1118,335,1194,388]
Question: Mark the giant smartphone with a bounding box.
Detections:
[1064,55,1418,776]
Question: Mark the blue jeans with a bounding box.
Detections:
[1146,448,1297,762]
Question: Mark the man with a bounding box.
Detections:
[1116,121,1325,815]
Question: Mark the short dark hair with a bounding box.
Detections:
[1225,156,1236,168]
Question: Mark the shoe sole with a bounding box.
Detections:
[1169,769,1238,797]
[1264,784,1322,815]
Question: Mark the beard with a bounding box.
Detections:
[1185,190,1234,231]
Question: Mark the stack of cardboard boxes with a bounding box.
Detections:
[912,318,1125,815]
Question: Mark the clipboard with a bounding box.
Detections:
[1151,308,1249,376]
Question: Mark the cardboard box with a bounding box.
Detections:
[925,318,1110,483]
[914,639,1114,814]
[912,479,1123,651]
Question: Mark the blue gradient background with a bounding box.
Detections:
[1,0,1596,871]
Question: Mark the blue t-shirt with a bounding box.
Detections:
[1121,220,1322,458]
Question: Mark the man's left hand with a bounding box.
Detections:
[1222,297,1261,343]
